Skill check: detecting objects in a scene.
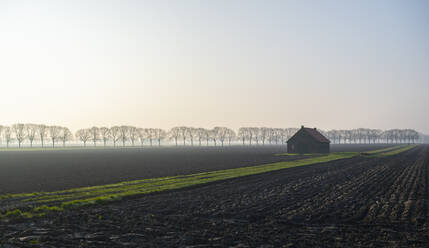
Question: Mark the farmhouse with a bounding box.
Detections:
[287,126,330,154]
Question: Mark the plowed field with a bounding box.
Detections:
[1,145,427,247]
[0,144,391,194]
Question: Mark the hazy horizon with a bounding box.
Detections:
[1,0,428,133]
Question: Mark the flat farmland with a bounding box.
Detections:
[1,145,428,247]
[0,144,392,194]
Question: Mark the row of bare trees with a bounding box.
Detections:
[0,124,72,148]
[324,128,420,144]
[0,124,423,148]
[75,126,236,147]
[168,126,236,146]
[237,127,299,145]
[75,126,167,147]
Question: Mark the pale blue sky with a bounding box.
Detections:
[0,0,428,132]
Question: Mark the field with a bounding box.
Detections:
[0,144,391,194]
[1,144,428,247]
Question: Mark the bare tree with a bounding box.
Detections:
[260,127,269,145]
[250,127,260,145]
[76,129,91,147]
[3,127,12,148]
[12,123,26,148]
[37,124,48,147]
[0,125,4,145]
[279,129,287,145]
[325,130,334,143]
[145,128,155,146]
[355,129,365,144]
[338,130,346,144]
[188,127,196,146]
[210,128,218,146]
[48,126,61,148]
[194,128,205,146]
[154,128,166,146]
[144,128,158,146]
[381,130,390,143]
[25,124,38,147]
[89,127,100,146]
[267,128,275,144]
[369,129,382,144]
[214,127,228,146]
[340,130,348,143]
[226,128,236,145]
[119,126,129,147]
[110,126,121,147]
[327,130,341,144]
[128,126,138,146]
[247,127,255,145]
[137,128,146,146]
[99,127,111,147]
[59,127,73,147]
[203,129,211,146]
[238,128,249,145]
[399,129,407,143]
[382,129,398,144]
[273,128,283,144]
[179,126,188,146]
[169,127,181,146]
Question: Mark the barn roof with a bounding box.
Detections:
[288,126,330,143]
[303,128,330,143]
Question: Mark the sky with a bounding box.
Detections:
[0,0,428,133]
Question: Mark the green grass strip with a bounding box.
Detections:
[19,153,356,205]
[363,145,405,154]
[374,145,417,157]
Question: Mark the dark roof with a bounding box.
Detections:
[303,128,330,143]
[288,127,330,143]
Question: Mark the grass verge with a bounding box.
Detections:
[374,145,417,157]
[362,145,406,155]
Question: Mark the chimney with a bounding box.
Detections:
[301,125,304,129]
[314,127,317,130]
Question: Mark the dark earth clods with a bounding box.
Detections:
[2,144,428,247]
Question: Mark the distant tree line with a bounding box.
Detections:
[324,128,420,144]
[422,134,429,143]
[0,124,72,148]
[237,127,299,145]
[75,126,167,147]
[0,124,423,148]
